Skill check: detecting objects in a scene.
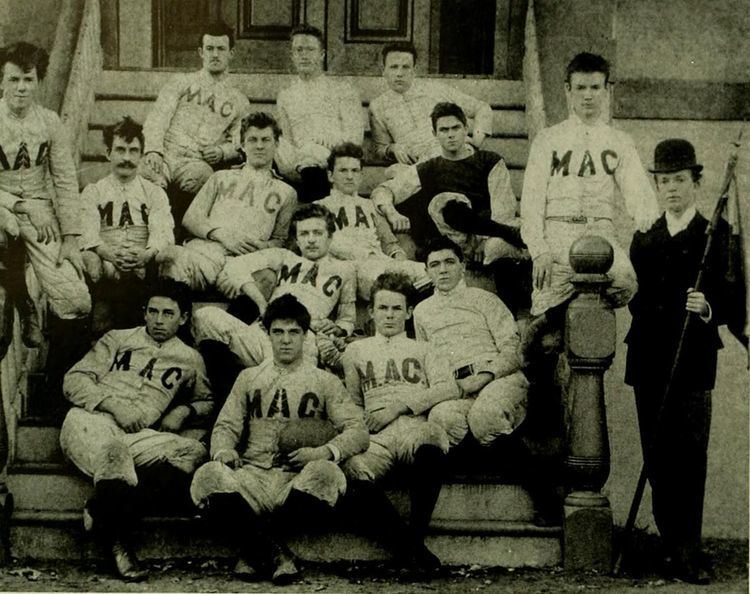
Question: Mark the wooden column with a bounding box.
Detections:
[563,235,616,572]
[0,258,14,566]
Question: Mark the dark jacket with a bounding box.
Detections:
[625,212,728,391]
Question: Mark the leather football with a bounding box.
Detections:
[277,418,338,454]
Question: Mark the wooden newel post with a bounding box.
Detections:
[563,235,616,572]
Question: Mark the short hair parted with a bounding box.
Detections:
[421,236,465,264]
[327,142,364,172]
[143,279,192,317]
[430,102,467,131]
[241,112,282,142]
[199,21,235,48]
[565,52,610,85]
[381,41,417,65]
[263,294,311,334]
[291,203,337,237]
[0,42,49,80]
[370,272,415,307]
[291,23,324,45]
[103,116,144,152]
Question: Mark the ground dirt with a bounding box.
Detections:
[0,537,745,593]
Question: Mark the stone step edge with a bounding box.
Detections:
[12,510,561,537]
[8,463,530,487]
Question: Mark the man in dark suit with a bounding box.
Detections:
[625,139,729,585]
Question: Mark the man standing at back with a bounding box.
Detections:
[275,24,364,202]
[520,52,658,322]
[370,41,494,166]
[142,21,250,232]
[0,42,91,408]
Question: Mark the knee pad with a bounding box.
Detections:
[94,439,137,486]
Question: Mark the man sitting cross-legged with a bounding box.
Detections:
[158,112,297,293]
[59,280,213,581]
[80,116,174,333]
[415,237,528,449]
[315,142,429,300]
[191,295,438,583]
[342,272,458,553]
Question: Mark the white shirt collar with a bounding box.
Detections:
[328,188,359,201]
[665,206,697,237]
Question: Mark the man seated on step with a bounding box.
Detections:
[158,112,297,293]
[0,42,91,408]
[342,272,458,556]
[414,237,528,450]
[59,279,213,582]
[80,116,174,334]
[193,203,356,387]
[315,142,429,300]
[141,21,250,233]
[191,295,439,584]
[370,41,494,167]
[370,102,528,309]
[275,24,364,202]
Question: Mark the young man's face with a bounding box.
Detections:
[295,217,331,261]
[1,63,39,114]
[371,289,411,338]
[328,156,362,196]
[108,135,143,181]
[566,71,607,123]
[425,248,464,292]
[243,126,277,169]
[655,169,698,216]
[291,34,324,76]
[268,318,306,365]
[383,51,415,94]
[199,34,232,75]
[434,115,467,155]
[144,296,187,343]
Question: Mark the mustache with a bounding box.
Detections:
[118,162,136,168]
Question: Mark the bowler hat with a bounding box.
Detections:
[649,138,703,174]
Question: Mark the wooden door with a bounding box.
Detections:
[153,0,218,68]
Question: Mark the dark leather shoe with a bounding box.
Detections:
[271,549,300,585]
[111,542,148,582]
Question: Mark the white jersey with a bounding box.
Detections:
[143,70,250,161]
[343,332,458,416]
[63,326,213,429]
[80,173,174,251]
[0,99,79,235]
[184,167,297,245]
[414,281,522,379]
[220,249,357,334]
[520,114,658,259]
[276,76,364,149]
[316,190,404,259]
[211,358,368,469]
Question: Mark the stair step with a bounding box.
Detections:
[96,70,526,108]
[11,511,560,566]
[8,464,539,522]
[78,160,526,201]
[14,425,63,464]
[89,98,527,139]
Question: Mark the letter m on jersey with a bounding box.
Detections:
[550,150,572,177]
[110,350,133,371]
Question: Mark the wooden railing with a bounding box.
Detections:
[522,0,546,142]
[60,0,103,167]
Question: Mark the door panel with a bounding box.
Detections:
[326,0,431,75]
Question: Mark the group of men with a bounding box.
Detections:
[0,16,731,588]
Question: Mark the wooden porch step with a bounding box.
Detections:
[89,98,528,138]
[10,510,561,567]
[77,158,527,198]
[8,461,540,523]
[95,70,526,108]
